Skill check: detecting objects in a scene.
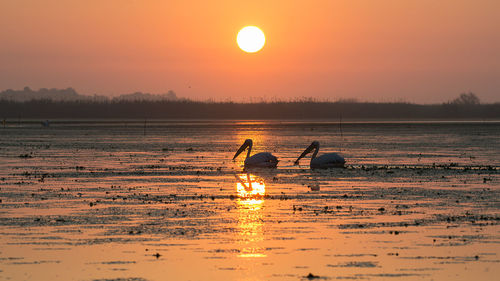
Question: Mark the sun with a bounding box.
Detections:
[237,26,265,53]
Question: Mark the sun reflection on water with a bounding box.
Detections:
[235,174,266,258]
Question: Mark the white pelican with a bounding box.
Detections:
[233,139,278,168]
[294,141,345,169]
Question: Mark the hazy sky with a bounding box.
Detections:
[1,0,499,103]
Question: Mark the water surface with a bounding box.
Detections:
[0,120,499,280]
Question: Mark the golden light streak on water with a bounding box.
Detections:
[236,174,266,258]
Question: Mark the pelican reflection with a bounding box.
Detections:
[235,173,266,200]
[235,173,266,258]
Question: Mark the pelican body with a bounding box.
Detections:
[294,141,345,169]
[233,139,278,168]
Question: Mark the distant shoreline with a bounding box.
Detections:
[2,119,500,124]
[1,100,499,120]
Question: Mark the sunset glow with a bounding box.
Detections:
[1,1,499,102]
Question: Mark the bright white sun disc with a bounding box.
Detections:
[237,26,265,53]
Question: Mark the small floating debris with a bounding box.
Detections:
[19,153,33,158]
[306,273,320,279]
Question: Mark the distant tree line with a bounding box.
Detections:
[446,92,481,105]
[0,92,498,120]
[0,89,498,119]
[0,87,178,102]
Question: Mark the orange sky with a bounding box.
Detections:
[1,0,499,103]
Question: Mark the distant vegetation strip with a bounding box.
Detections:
[0,87,178,102]
[1,99,499,119]
[1,88,498,119]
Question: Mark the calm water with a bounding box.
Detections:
[0,120,499,281]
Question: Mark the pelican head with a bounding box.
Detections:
[233,139,253,160]
[294,141,319,165]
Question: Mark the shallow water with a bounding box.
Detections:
[0,120,499,281]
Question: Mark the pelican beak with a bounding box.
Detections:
[233,142,249,160]
[294,143,315,164]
